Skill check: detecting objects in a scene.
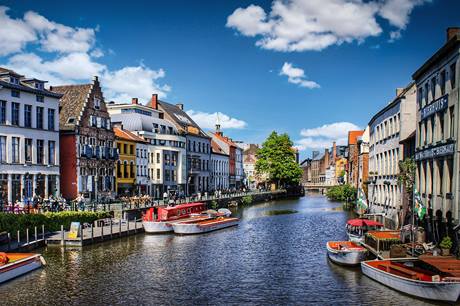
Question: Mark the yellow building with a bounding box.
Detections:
[335,157,347,184]
[114,127,143,195]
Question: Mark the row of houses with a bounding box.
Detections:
[301,27,460,228]
[0,70,247,204]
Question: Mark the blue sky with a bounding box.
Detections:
[0,0,459,159]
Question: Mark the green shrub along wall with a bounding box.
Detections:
[0,211,112,238]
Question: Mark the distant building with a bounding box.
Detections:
[300,158,312,185]
[0,67,62,205]
[357,127,370,194]
[52,77,117,201]
[243,144,259,189]
[210,140,229,190]
[413,28,460,224]
[347,130,364,188]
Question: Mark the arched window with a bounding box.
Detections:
[130,162,135,178]
[123,161,128,178]
[117,161,121,177]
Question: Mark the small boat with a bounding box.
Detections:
[142,202,207,233]
[173,215,239,235]
[326,241,368,266]
[346,218,384,243]
[361,257,460,302]
[0,253,46,284]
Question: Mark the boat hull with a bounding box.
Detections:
[142,221,173,234]
[361,260,460,302]
[326,243,367,266]
[173,219,239,235]
[0,254,44,284]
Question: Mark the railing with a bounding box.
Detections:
[0,225,46,252]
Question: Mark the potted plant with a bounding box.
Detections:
[439,236,453,256]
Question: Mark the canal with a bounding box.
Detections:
[1,194,438,305]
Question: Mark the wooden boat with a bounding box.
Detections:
[326,241,368,266]
[361,257,460,302]
[0,253,46,284]
[142,202,206,233]
[172,216,239,235]
[346,218,384,243]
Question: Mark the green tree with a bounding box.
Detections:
[255,131,302,188]
[398,158,416,201]
[326,184,357,202]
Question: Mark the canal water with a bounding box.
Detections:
[1,194,440,305]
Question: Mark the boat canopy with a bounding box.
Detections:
[347,219,383,227]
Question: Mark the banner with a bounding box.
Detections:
[414,188,426,220]
[357,188,368,210]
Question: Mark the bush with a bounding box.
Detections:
[242,195,253,205]
[210,200,218,210]
[326,184,357,202]
[0,211,112,238]
[440,236,453,249]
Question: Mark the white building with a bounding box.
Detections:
[136,141,149,195]
[0,67,61,206]
[368,83,416,226]
[108,96,187,198]
[210,140,229,190]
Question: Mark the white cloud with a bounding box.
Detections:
[280,62,319,89]
[0,7,170,103]
[186,110,247,129]
[226,0,428,52]
[296,121,360,151]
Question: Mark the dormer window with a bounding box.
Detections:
[94,97,101,109]
[10,77,19,85]
[35,82,44,90]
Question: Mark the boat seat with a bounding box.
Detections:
[377,263,419,280]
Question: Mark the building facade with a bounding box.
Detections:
[108,96,186,198]
[243,144,259,189]
[367,83,417,227]
[210,140,230,190]
[52,77,117,200]
[413,29,460,224]
[347,130,364,188]
[357,127,369,193]
[0,68,61,206]
[156,101,211,195]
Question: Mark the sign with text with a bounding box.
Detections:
[68,222,81,239]
[415,143,455,161]
[421,95,448,120]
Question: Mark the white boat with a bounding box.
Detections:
[172,217,239,235]
[326,241,368,266]
[0,253,46,284]
[361,258,460,302]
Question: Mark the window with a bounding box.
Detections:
[25,138,32,163]
[123,144,127,154]
[451,62,457,89]
[0,101,6,124]
[117,161,122,177]
[35,82,44,90]
[48,141,55,165]
[48,109,55,130]
[130,162,134,178]
[130,145,134,155]
[165,170,170,181]
[0,136,6,163]
[11,102,19,126]
[12,137,20,163]
[156,168,160,180]
[10,77,19,84]
[156,153,160,163]
[450,106,455,138]
[440,112,445,141]
[36,95,44,103]
[36,139,44,164]
[94,97,101,109]
[440,70,446,95]
[136,148,139,157]
[36,107,44,129]
[424,83,429,104]
[431,77,436,100]
[11,89,20,98]
[24,105,32,128]
[123,161,128,178]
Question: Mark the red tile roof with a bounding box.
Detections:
[348,130,364,145]
[114,127,146,142]
[211,140,226,154]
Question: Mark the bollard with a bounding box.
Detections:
[17,230,20,245]
[26,228,29,245]
[80,225,84,245]
[91,224,94,242]
[61,225,65,246]
[127,218,130,233]
[7,233,11,251]
[34,226,38,242]
[134,217,137,233]
[42,224,45,240]
[119,219,122,237]
[101,223,104,240]
[110,218,113,239]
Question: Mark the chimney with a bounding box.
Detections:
[176,103,184,110]
[332,141,337,162]
[396,88,404,96]
[150,94,158,110]
[312,151,319,159]
[447,27,460,41]
[131,98,138,105]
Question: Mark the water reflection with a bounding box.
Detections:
[0,195,445,305]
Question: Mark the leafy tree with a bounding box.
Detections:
[326,184,357,202]
[255,131,302,188]
[398,158,416,202]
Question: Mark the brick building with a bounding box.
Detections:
[347,130,364,188]
[52,77,117,200]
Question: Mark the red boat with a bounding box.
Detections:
[142,202,207,233]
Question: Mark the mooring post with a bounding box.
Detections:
[26,228,29,245]
[119,219,122,237]
[80,225,84,245]
[134,217,137,233]
[101,223,104,240]
[110,218,113,239]
[61,225,65,246]
[7,233,11,251]
[42,224,45,240]
[34,226,38,242]
[17,230,20,245]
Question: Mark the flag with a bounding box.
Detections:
[357,188,368,210]
[414,188,426,220]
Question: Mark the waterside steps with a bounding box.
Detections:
[46,219,143,247]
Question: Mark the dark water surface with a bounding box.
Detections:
[1,195,441,305]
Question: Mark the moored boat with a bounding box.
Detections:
[326,241,368,266]
[172,216,239,235]
[361,257,460,302]
[346,218,384,243]
[0,253,46,284]
[142,202,206,233]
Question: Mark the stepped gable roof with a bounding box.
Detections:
[348,130,364,145]
[114,127,146,143]
[51,84,92,131]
